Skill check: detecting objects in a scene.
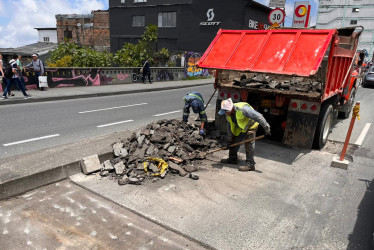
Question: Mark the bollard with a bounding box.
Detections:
[340,101,360,161]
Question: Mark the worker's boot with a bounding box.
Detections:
[238,163,255,171]
[220,157,238,164]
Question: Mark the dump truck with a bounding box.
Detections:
[197,27,363,149]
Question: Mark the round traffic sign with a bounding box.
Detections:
[268,8,285,25]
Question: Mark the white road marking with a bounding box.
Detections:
[3,134,60,147]
[153,110,181,117]
[79,103,147,114]
[355,123,371,145]
[97,120,133,128]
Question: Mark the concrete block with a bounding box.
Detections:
[331,155,349,170]
[81,155,101,174]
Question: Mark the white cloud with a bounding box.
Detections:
[0,0,106,48]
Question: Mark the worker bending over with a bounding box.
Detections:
[218,98,271,171]
[183,92,207,135]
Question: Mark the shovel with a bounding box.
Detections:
[198,135,265,159]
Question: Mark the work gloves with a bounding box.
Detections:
[199,129,206,136]
[264,125,271,135]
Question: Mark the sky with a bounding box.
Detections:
[0,0,319,48]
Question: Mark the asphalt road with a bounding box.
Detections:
[1,83,373,159]
[0,84,216,159]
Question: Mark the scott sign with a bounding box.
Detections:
[200,9,221,26]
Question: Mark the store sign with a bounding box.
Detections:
[249,19,270,30]
[292,1,311,28]
[269,0,286,8]
[200,9,221,26]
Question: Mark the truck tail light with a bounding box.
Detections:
[227,93,231,98]
[301,103,307,110]
[311,105,317,111]
[233,94,239,100]
[291,102,298,108]
[220,91,225,98]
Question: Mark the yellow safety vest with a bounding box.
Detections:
[226,102,259,136]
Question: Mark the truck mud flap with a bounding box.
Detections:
[283,111,319,148]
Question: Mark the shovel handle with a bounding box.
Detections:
[206,135,265,155]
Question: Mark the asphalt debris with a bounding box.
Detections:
[98,119,225,185]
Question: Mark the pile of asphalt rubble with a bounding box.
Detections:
[99,119,225,186]
[233,74,322,93]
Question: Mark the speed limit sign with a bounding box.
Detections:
[268,8,285,25]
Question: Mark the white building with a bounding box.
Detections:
[35,28,58,43]
[316,0,374,61]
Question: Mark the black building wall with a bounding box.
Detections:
[109,0,271,53]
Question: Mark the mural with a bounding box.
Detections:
[0,67,184,91]
[184,52,212,78]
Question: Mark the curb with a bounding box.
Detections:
[0,151,114,200]
[0,82,212,106]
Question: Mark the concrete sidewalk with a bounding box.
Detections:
[0,78,213,105]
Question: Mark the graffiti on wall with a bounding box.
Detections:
[0,67,183,91]
[132,73,154,83]
[184,52,211,77]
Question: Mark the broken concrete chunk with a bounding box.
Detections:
[142,129,150,136]
[102,160,114,171]
[137,135,145,146]
[169,162,187,177]
[136,130,141,138]
[150,130,155,135]
[168,146,176,154]
[149,163,159,173]
[163,143,171,150]
[129,177,141,185]
[184,165,198,173]
[113,143,124,157]
[114,162,126,175]
[118,176,129,185]
[81,154,101,175]
[189,173,199,180]
[100,170,110,177]
[119,148,128,158]
[146,145,155,155]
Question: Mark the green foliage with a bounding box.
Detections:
[114,24,159,67]
[47,42,113,67]
[47,24,171,68]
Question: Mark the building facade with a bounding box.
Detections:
[316,0,374,61]
[35,28,58,43]
[56,10,110,51]
[109,0,271,53]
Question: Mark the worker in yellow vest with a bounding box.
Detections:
[218,98,271,171]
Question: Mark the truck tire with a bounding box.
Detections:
[338,87,356,119]
[313,104,333,149]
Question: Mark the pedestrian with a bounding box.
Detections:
[141,58,152,84]
[2,54,31,100]
[16,55,27,90]
[0,53,14,97]
[182,92,207,136]
[218,98,271,171]
[25,54,45,91]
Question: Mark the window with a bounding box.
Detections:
[132,16,145,27]
[121,0,125,3]
[350,20,357,25]
[352,8,360,12]
[64,30,72,40]
[158,12,176,27]
[43,37,50,42]
[134,0,146,2]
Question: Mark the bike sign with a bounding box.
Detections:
[268,8,285,25]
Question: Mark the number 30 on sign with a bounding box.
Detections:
[268,8,285,25]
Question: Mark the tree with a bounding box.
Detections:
[114,24,161,67]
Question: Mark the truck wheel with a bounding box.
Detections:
[313,104,333,149]
[338,87,356,119]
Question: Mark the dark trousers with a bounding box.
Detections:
[2,78,28,97]
[142,70,151,83]
[228,128,257,166]
[35,71,44,91]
